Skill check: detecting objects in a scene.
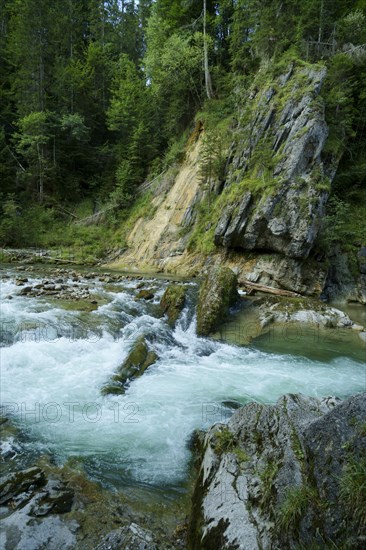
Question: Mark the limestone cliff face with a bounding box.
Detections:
[214,65,330,260]
[115,139,203,272]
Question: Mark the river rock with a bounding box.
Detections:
[102,336,158,395]
[19,285,33,295]
[197,267,238,336]
[254,297,354,329]
[188,392,366,549]
[160,284,186,326]
[135,289,155,301]
[95,523,157,550]
[0,467,46,505]
[29,479,74,516]
[15,277,28,285]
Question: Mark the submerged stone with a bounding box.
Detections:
[102,336,158,396]
[135,289,155,301]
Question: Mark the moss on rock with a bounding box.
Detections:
[135,289,155,301]
[102,336,158,395]
[160,284,186,326]
[197,267,238,336]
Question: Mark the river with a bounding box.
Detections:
[1,265,365,493]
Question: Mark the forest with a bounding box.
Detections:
[0,0,365,260]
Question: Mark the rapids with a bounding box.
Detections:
[1,267,365,490]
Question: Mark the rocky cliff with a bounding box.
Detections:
[111,61,364,303]
[188,392,366,550]
[214,65,330,260]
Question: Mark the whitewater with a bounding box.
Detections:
[1,268,365,490]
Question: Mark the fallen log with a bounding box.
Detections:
[240,280,301,298]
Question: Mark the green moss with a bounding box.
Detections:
[197,266,238,336]
[102,336,158,395]
[160,284,186,326]
[358,422,366,437]
[233,448,250,463]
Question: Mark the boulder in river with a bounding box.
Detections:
[197,267,238,336]
[102,336,158,395]
[135,289,155,301]
[160,284,186,326]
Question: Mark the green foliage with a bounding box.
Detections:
[339,459,366,529]
[0,197,23,245]
[278,485,317,532]
[187,199,216,256]
[213,427,236,455]
[1,0,365,262]
[323,54,359,156]
[60,114,89,141]
[358,422,366,437]
[321,196,366,249]
[258,460,280,509]
[337,9,366,45]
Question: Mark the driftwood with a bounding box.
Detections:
[240,280,301,298]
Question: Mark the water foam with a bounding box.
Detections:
[1,273,364,486]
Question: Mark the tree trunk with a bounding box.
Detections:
[37,142,44,203]
[203,0,214,100]
[318,0,324,44]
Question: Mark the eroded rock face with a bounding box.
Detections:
[197,267,238,336]
[215,66,331,261]
[189,393,366,550]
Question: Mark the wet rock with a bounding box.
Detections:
[102,337,158,395]
[160,284,186,326]
[29,479,74,516]
[95,523,157,550]
[15,277,28,285]
[0,467,46,505]
[255,298,355,329]
[221,400,242,410]
[19,286,32,295]
[100,384,126,396]
[323,245,366,304]
[197,267,238,336]
[135,289,155,301]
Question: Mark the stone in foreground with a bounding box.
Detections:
[188,392,366,549]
